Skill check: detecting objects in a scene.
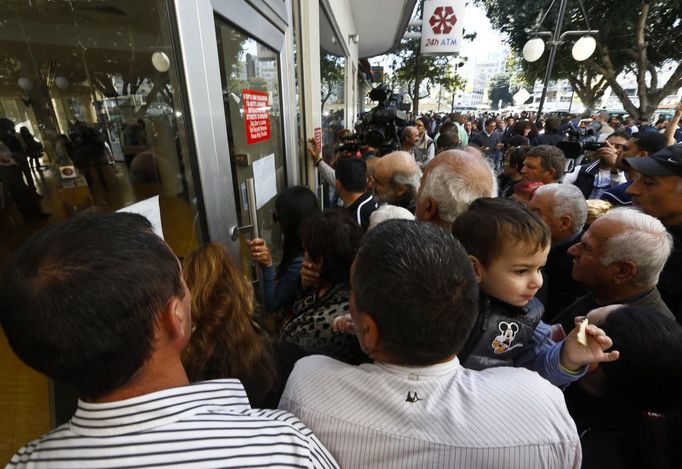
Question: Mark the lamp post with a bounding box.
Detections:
[522,0,598,123]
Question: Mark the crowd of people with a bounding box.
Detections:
[1,103,682,468]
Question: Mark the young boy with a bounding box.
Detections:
[452,197,619,386]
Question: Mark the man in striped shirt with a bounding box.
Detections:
[280,220,581,468]
[0,213,337,469]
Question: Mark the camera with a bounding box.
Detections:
[583,141,605,152]
[356,84,409,155]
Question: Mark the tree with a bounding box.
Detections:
[479,0,682,119]
[488,73,513,109]
[320,54,344,109]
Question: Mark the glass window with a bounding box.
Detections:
[214,16,287,270]
[0,0,204,459]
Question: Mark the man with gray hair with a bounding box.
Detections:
[415,150,497,230]
[368,151,420,214]
[529,184,588,319]
[554,207,675,333]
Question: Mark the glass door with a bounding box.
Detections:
[214,18,287,273]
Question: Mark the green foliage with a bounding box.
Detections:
[320,53,345,108]
[479,0,682,118]
[488,73,513,109]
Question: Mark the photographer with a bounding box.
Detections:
[564,130,628,199]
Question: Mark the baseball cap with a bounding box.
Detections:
[623,144,682,177]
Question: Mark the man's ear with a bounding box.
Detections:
[335,179,342,193]
[357,312,380,356]
[469,255,484,283]
[559,214,573,232]
[421,196,439,221]
[546,168,557,181]
[394,184,407,197]
[612,260,636,284]
[159,296,189,343]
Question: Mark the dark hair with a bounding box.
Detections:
[335,156,367,193]
[544,117,561,133]
[0,213,183,400]
[526,144,566,180]
[511,120,531,136]
[353,220,479,364]
[436,122,460,153]
[484,117,496,127]
[505,145,531,172]
[275,186,320,278]
[599,306,682,469]
[452,197,550,267]
[299,208,362,285]
[633,132,667,155]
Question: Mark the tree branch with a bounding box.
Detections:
[635,3,650,114]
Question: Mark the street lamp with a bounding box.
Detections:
[522,0,598,122]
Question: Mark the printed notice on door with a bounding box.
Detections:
[242,89,271,144]
[252,153,277,209]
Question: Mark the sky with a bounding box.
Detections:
[370,2,507,76]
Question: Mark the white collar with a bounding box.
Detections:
[374,357,461,378]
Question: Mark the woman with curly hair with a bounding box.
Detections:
[182,242,305,408]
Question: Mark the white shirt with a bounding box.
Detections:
[280,355,581,469]
[9,380,338,468]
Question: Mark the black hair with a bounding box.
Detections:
[526,144,566,180]
[633,132,667,155]
[484,117,497,127]
[299,208,362,285]
[274,186,320,278]
[335,157,367,193]
[505,145,532,172]
[453,198,550,267]
[0,213,183,400]
[599,306,682,469]
[353,220,479,365]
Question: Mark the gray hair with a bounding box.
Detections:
[598,207,673,287]
[534,183,587,233]
[419,163,496,223]
[392,170,421,197]
[368,204,415,230]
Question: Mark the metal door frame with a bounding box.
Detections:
[172,0,298,259]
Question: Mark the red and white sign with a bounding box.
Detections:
[421,0,465,56]
[314,127,322,148]
[242,89,271,144]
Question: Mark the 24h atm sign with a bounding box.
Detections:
[421,0,465,55]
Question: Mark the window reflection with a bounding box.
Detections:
[0,0,203,267]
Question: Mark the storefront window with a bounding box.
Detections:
[0,0,204,459]
[318,7,345,206]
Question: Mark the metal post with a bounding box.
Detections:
[246,178,265,302]
[535,0,569,125]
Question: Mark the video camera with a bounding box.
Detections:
[356,84,409,155]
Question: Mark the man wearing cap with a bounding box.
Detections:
[625,144,682,322]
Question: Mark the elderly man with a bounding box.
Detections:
[625,144,682,321]
[400,125,419,157]
[415,149,497,230]
[529,183,588,319]
[280,220,581,468]
[553,208,674,333]
[521,144,567,184]
[1,213,337,468]
[564,130,629,199]
[368,150,420,213]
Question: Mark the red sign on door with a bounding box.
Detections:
[242,89,271,144]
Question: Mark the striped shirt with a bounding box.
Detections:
[280,355,581,469]
[8,379,338,468]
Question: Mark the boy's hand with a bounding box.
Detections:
[332,313,356,335]
[559,316,620,372]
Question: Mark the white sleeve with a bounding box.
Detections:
[563,166,580,185]
[317,160,336,187]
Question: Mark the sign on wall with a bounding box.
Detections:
[420,0,465,56]
[242,89,271,144]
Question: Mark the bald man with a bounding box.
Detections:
[368,151,421,214]
[416,150,497,230]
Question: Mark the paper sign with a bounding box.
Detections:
[117,195,164,239]
[242,89,271,144]
[252,153,277,209]
[314,127,322,146]
[421,0,465,56]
